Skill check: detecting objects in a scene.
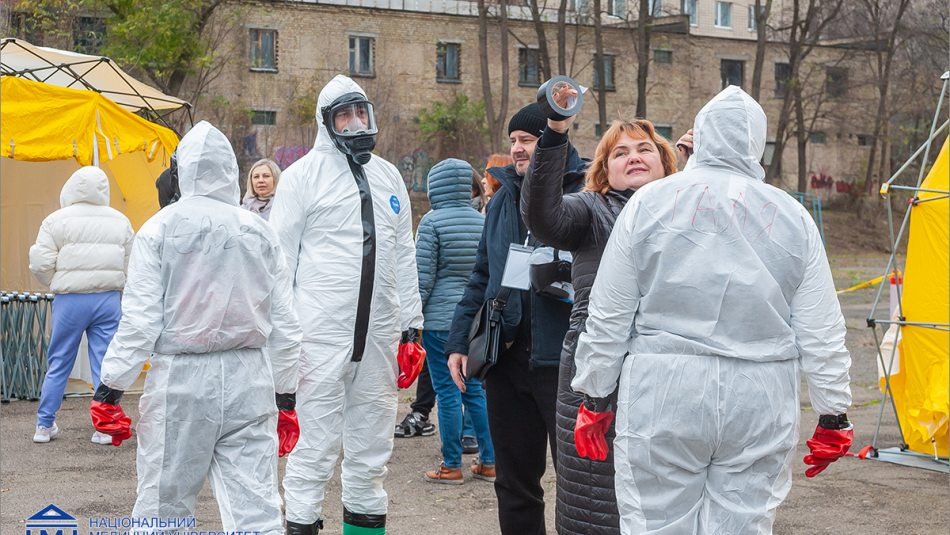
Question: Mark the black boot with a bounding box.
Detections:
[286,519,323,535]
[343,507,386,534]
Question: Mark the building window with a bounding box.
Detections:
[681,0,697,26]
[654,125,673,140]
[436,42,461,82]
[349,35,375,77]
[857,134,874,146]
[606,0,625,17]
[721,59,744,88]
[715,1,732,28]
[826,66,848,98]
[654,49,673,64]
[249,29,278,72]
[809,131,827,144]
[73,17,105,54]
[518,48,541,87]
[774,62,791,98]
[595,123,604,137]
[251,110,277,126]
[648,0,662,16]
[747,5,757,31]
[592,54,616,91]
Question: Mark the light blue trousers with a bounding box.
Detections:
[37,291,121,428]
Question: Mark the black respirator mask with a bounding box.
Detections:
[321,92,378,165]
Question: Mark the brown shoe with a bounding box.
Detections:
[470,460,496,482]
[424,463,464,485]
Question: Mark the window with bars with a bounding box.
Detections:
[249,28,278,71]
[518,48,541,87]
[654,49,673,64]
[349,35,375,77]
[436,42,461,82]
[720,59,744,88]
[252,110,277,125]
[654,125,673,140]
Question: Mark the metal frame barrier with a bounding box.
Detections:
[1,291,54,402]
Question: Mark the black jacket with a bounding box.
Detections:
[445,155,584,368]
[521,129,630,535]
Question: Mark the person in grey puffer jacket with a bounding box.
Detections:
[417,158,496,484]
[522,111,684,534]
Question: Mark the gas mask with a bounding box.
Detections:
[321,92,378,165]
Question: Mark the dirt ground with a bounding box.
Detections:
[1,209,948,534]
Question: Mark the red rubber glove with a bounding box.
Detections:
[804,425,853,477]
[90,400,133,447]
[574,404,614,461]
[397,329,426,389]
[277,410,300,457]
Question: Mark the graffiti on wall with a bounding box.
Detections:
[399,149,432,193]
[274,145,310,169]
[809,171,853,194]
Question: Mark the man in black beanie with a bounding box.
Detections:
[445,102,585,534]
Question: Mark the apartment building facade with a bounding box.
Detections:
[3,0,878,194]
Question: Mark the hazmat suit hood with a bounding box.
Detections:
[175,120,240,205]
[427,158,474,209]
[315,74,369,154]
[60,166,109,207]
[685,85,767,181]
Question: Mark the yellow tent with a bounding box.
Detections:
[1,76,179,292]
[889,136,949,457]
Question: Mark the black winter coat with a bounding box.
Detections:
[521,138,630,535]
[445,161,583,368]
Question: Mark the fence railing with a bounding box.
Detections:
[788,191,826,244]
[1,292,53,402]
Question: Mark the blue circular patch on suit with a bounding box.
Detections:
[390,195,401,214]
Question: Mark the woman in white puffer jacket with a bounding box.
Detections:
[28,166,134,444]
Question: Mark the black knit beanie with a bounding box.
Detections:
[507,102,547,137]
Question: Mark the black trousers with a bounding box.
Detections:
[485,344,559,535]
[410,360,436,417]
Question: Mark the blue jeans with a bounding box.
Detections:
[37,291,121,427]
[424,330,495,468]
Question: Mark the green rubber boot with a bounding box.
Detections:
[342,507,385,535]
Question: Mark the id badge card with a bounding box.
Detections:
[501,244,534,290]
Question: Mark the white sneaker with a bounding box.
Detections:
[33,423,60,443]
[91,431,114,445]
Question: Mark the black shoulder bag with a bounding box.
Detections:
[465,287,512,380]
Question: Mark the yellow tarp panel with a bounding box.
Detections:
[0,76,178,167]
[893,136,949,457]
[1,157,163,291]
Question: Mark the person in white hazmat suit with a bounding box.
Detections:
[571,86,854,534]
[90,121,303,534]
[271,74,425,535]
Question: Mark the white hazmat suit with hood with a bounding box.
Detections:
[572,86,851,534]
[99,121,302,534]
[271,75,423,532]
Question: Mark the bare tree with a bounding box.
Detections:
[766,0,844,190]
[527,0,554,79]
[750,0,773,100]
[857,0,912,194]
[634,0,652,116]
[592,0,608,127]
[479,0,511,150]
[557,0,569,74]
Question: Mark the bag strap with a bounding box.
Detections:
[493,287,512,310]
